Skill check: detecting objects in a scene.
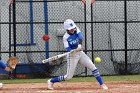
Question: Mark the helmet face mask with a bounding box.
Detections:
[64,19,76,30]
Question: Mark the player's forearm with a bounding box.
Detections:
[78,39,83,45]
[78,32,83,44]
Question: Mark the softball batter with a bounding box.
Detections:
[47,19,108,90]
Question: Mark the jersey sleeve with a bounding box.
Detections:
[0,60,7,70]
[76,27,83,44]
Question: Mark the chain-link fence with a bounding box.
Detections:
[0,0,140,79]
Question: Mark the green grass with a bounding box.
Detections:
[69,75,140,82]
[1,75,140,84]
[102,75,140,81]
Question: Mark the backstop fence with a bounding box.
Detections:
[0,0,140,78]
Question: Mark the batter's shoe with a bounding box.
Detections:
[47,79,54,90]
[0,83,3,89]
[101,84,108,90]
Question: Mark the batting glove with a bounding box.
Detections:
[76,44,82,51]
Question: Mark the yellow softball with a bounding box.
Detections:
[95,57,101,63]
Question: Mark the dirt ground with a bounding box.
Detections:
[0,81,140,93]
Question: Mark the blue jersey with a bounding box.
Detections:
[63,27,83,52]
[0,60,6,70]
